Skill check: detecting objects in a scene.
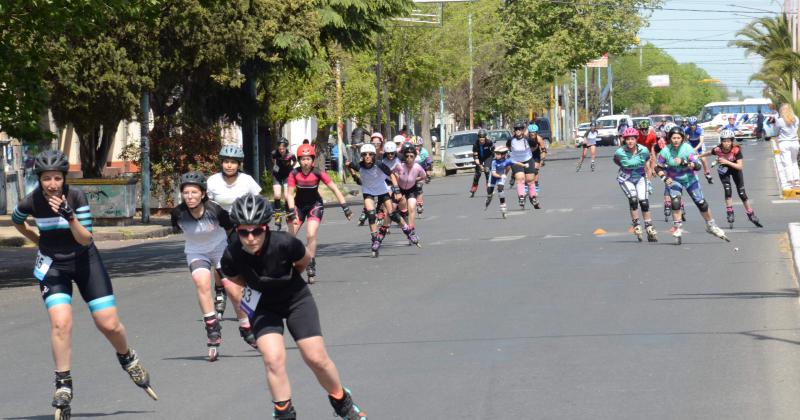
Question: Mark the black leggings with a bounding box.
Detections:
[472,160,491,186]
[719,169,747,201]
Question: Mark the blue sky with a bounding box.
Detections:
[638,0,784,98]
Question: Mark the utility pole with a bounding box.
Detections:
[376,35,382,133]
[584,66,589,117]
[139,92,151,224]
[335,60,345,181]
[468,12,474,129]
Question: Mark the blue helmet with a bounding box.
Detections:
[528,124,539,133]
[687,116,698,125]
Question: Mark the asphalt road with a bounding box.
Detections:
[2,141,800,419]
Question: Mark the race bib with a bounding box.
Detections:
[33,252,53,281]
[240,286,261,318]
[617,170,632,182]
[717,164,728,175]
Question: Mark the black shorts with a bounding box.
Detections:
[400,186,419,199]
[363,193,390,207]
[251,287,322,341]
[511,159,537,175]
[38,244,115,313]
[272,172,290,186]
[294,202,324,224]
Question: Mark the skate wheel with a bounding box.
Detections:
[144,386,159,401]
[55,407,71,420]
[307,276,316,284]
[371,251,378,258]
[723,236,730,242]
[729,223,734,229]
[215,312,222,321]
[208,347,219,362]
[637,235,643,242]
[502,213,506,219]
[415,242,422,248]
[675,237,681,245]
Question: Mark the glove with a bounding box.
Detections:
[272,164,280,174]
[341,204,353,219]
[58,201,74,221]
[286,209,297,222]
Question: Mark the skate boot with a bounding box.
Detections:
[529,195,541,209]
[375,211,385,228]
[52,372,73,420]
[416,202,424,215]
[239,325,257,349]
[273,400,297,420]
[274,212,283,231]
[663,203,671,222]
[500,203,507,219]
[329,387,367,420]
[633,223,643,242]
[117,349,158,400]
[590,161,596,172]
[681,204,686,222]
[706,223,730,242]
[370,232,381,258]
[402,225,421,248]
[672,224,683,245]
[204,316,222,361]
[469,184,478,198]
[726,208,735,229]
[576,161,582,172]
[747,211,763,228]
[518,195,525,210]
[306,258,317,284]
[213,286,227,320]
[535,182,541,195]
[705,172,714,184]
[358,210,367,226]
[484,195,493,210]
[645,224,658,242]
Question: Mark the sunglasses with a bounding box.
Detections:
[237,226,267,238]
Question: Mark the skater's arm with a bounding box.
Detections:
[294,248,312,273]
[13,221,39,245]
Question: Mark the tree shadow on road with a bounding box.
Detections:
[6,410,154,419]
[654,289,799,300]
[740,331,800,346]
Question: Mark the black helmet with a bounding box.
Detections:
[513,121,526,130]
[230,193,273,225]
[180,171,207,192]
[34,150,69,175]
[477,129,488,138]
[667,126,685,140]
[278,137,289,146]
[401,142,417,156]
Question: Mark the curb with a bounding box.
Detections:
[789,223,800,281]
[0,226,175,248]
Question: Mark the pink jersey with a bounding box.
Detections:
[288,168,332,205]
[393,162,426,190]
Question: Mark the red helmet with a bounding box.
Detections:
[622,127,639,138]
[297,144,315,159]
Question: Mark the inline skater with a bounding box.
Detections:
[614,128,658,242]
[485,145,513,218]
[13,151,157,418]
[222,194,367,420]
[654,123,685,222]
[717,115,741,137]
[655,126,729,244]
[684,116,714,184]
[358,132,387,226]
[345,144,395,257]
[286,144,353,283]
[414,136,432,214]
[206,144,261,347]
[391,142,425,246]
[506,121,540,210]
[577,123,598,172]
[469,129,494,198]
[271,138,297,231]
[528,123,547,195]
[172,171,251,360]
[700,129,763,228]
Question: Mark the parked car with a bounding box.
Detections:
[594,114,632,146]
[573,122,591,144]
[442,129,511,176]
[648,114,673,123]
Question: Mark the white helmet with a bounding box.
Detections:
[392,134,406,145]
[360,144,377,155]
[383,141,397,154]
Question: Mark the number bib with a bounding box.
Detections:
[717,164,728,175]
[617,170,632,182]
[34,252,53,281]
[240,286,261,318]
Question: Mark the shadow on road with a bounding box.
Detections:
[654,289,799,300]
[740,331,800,346]
[6,410,154,419]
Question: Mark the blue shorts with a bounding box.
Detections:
[667,179,704,204]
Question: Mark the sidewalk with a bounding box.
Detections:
[0,215,173,247]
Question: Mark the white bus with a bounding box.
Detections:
[698,98,775,139]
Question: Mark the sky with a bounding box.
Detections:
[638,0,784,98]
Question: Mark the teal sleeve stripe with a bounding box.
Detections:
[12,208,28,224]
[85,227,93,232]
[76,212,92,220]
[75,206,91,212]
[88,295,116,313]
[44,293,72,309]
[79,219,93,226]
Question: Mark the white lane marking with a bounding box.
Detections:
[545,208,574,214]
[457,215,468,219]
[543,234,570,239]
[772,200,800,204]
[423,215,440,221]
[489,235,526,242]
[591,204,615,210]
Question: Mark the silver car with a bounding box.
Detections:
[443,129,512,176]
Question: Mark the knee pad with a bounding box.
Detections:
[628,197,639,211]
[366,209,377,224]
[639,199,649,212]
[671,196,682,211]
[497,184,504,193]
[695,198,709,212]
[389,211,402,224]
[723,183,732,199]
[737,188,748,202]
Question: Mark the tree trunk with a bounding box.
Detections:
[76,121,117,178]
[315,124,329,172]
[421,99,432,151]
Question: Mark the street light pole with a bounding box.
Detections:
[335,60,345,181]
[468,11,474,129]
[139,92,150,224]
[376,35,382,133]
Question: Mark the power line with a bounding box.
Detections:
[540,0,779,13]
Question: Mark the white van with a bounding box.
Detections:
[594,114,633,146]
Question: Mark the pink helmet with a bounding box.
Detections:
[622,127,639,138]
[370,132,384,141]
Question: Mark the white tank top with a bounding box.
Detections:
[509,137,532,163]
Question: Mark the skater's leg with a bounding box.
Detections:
[406,197,418,227]
[91,307,129,354]
[297,336,343,394]
[257,333,292,401]
[190,266,215,315]
[48,304,73,372]
[305,220,321,258]
[364,197,377,233]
